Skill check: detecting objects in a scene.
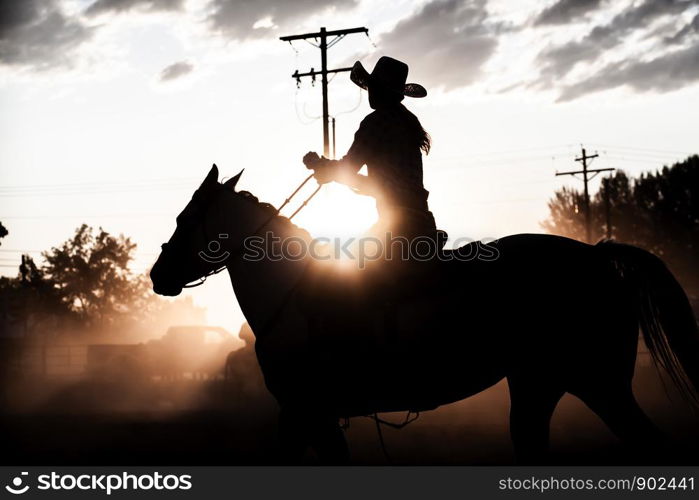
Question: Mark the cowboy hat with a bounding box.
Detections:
[350,56,427,98]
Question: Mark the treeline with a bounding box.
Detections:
[543,155,698,300]
[0,224,204,342]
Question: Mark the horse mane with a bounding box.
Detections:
[236,190,312,240]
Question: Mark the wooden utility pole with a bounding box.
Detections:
[603,176,613,239]
[556,146,615,243]
[19,255,29,338]
[280,26,369,158]
[331,117,336,159]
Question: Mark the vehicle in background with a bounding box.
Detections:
[9,325,239,381]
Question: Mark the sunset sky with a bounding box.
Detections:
[1,0,698,332]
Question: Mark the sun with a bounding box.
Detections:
[291,182,378,240]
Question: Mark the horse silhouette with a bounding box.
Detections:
[150,165,699,464]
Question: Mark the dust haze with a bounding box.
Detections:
[1,324,697,464]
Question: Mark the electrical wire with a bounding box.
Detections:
[586,143,693,156]
[365,31,377,49]
[0,213,173,220]
[0,176,198,191]
[0,248,158,256]
[0,176,199,198]
[327,34,346,48]
[333,86,363,117]
[293,86,320,125]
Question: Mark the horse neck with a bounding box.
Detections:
[224,200,311,337]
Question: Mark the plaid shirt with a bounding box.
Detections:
[341,103,429,210]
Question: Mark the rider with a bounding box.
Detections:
[303,56,440,245]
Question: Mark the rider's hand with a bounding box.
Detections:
[303,151,321,169]
[313,165,335,184]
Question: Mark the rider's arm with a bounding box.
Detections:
[314,159,376,196]
[312,114,379,194]
[339,115,375,172]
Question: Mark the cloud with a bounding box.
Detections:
[0,0,93,70]
[159,60,193,81]
[558,40,699,100]
[536,0,697,80]
[207,0,358,40]
[665,12,699,44]
[534,0,603,26]
[85,0,185,17]
[372,0,501,91]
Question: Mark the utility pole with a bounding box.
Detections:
[602,176,612,239]
[19,255,29,338]
[556,146,615,243]
[280,26,369,158]
[331,117,336,159]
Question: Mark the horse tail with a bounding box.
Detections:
[597,240,699,403]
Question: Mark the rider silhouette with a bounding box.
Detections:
[303,56,439,243]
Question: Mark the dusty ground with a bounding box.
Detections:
[1,356,698,465]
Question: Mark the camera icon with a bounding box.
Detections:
[5,472,29,495]
[199,234,231,264]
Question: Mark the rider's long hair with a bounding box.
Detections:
[370,83,432,155]
[404,105,431,155]
[415,114,431,155]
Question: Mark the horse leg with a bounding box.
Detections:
[307,416,350,465]
[507,376,564,464]
[277,407,309,463]
[575,385,666,460]
[278,407,349,464]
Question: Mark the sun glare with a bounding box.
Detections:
[291,183,378,240]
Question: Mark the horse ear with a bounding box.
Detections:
[202,164,219,187]
[224,169,244,190]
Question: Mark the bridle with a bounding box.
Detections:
[165,173,322,289]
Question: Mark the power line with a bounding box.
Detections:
[0,248,159,256]
[0,249,44,253]
[281,26,369,158]
[598,155,679,165]
[0,185,194,198]
[432,157,568,172]
[555,145,615,243]
[439,144,578,159]
[452,197,543,205]
[599,150,686,160]
[0,176,197,190]
[586,143,694,156]
[0,213,173,220]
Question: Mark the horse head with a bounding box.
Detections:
[150,164,245,296]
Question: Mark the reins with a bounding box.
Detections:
[340,411,421,464]
[182,173,322,289]
[367,411,420,464]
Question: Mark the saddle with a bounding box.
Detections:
[300,228,449,302]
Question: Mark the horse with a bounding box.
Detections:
[150,165,699,464]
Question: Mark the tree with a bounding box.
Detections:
[1,224,206,339]
[543,155,699,298]
[41,224,139,328]
[542,186,588,242]
[0,254,69,338]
